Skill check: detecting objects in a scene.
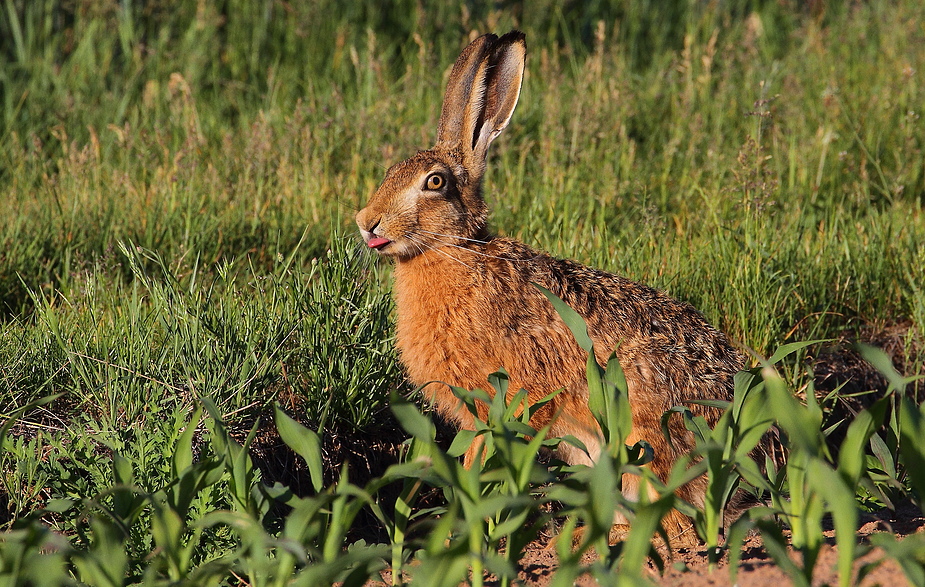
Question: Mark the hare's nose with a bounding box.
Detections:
[355,207,379,232]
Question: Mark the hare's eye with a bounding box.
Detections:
[425,173,445,191]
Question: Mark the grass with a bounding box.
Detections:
[2,1,922,352]
[1,0,924,584]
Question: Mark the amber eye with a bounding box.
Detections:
[425,173,445,191]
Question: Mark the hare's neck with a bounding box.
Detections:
[391,247,487,385]
[392,247,480,310]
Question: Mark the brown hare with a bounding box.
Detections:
[356,31,745,543]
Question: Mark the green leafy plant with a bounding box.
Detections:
[662,343,816,568]
[538,284,682,585]
[729,345,908,587]
[389,379,553,587]
[3,339,925,586]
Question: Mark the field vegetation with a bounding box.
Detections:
[0,0,924,584]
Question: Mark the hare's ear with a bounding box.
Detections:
[435,33,497,149]
[436,31,526,176]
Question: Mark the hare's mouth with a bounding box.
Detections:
[367,236,391,250]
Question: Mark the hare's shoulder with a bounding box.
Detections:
[480,238,660,312]
[482,239,738,357]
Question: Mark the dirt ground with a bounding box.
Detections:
[359,502,923,586]
[511,501,924,586]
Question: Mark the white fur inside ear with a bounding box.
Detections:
[486,41,526,139]
[468,39,526,160]
[463,59,491,152]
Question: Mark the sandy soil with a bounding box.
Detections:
[511,501,924,586]
[359,502,923,586]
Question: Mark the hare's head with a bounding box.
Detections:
[357,31,526,259]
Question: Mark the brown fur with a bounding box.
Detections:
[356,31,745,544]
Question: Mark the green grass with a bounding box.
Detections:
[2,1,922,351]
[1,0,924,584]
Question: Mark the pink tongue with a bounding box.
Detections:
[367,237,391,249]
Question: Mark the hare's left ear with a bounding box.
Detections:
[436,31,526,180]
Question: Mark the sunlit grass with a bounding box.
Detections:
[4,1,920,358]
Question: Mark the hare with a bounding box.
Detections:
[356,31,745,543]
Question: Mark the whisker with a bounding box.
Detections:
[422,234,542,263]
[349,236,378,266]
[417,229,491,245]
[407,234,477,272]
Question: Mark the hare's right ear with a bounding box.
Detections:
[435,31,526,181]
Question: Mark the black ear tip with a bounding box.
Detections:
[498,30,526,46]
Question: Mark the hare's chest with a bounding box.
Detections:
[391,262,585,395]
[392,261,523,388]
[393,277,490,387]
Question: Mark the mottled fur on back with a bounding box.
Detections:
[356,31,746,544]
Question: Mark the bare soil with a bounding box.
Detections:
[507,501,924,586]
[363,502,923,586]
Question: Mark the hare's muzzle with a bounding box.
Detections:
[357,213,392,251]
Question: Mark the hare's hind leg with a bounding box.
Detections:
[548,393,705,549]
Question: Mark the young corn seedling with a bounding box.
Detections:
[857,343,925,586]
[390,375,555,587]
[269,405,392,586]
[664,343,817,568]
[757,357,884,587]
[538,285,679,585]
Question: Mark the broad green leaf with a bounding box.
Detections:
[619,495,674,577]
[172,406,202,477]
[868,431,896,477]
[558,434,591,457]
[391,393,436,442]
[275,404,324,493]
[446,428,477,458]
[487,369,510,399]
[681,412,713,444]
[660,406,689,451]
[764,366,821,455]
[838,398,886,486]
[766,339,828,364]
[150,504,186,572]
[604,352,632,443]
[534,283,593,352]
[807,460,857,587]
[586,353,606,422]
[44,498,76,513]
[73,518,129,587]
[899,397,925,501]
[603,352,628,395]
[857,343,906,393]
[112,452,133,486]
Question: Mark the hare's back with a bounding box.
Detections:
[485,240,743,402]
